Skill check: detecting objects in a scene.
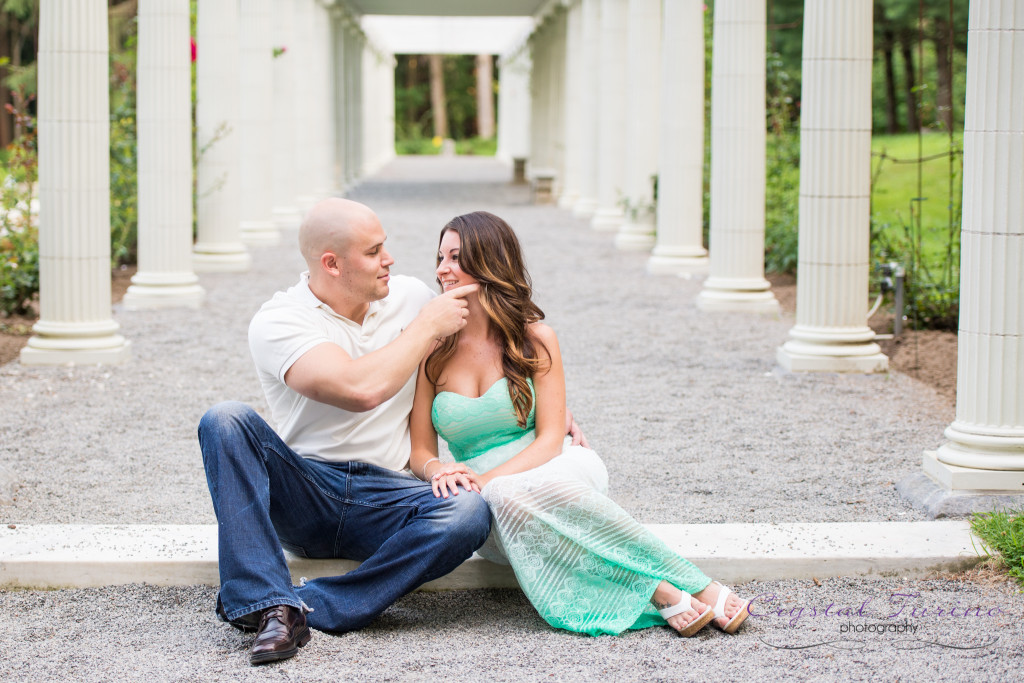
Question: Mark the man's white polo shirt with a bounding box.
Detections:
[248,272,434,470]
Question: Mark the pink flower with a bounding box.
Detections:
[191,37,196,62]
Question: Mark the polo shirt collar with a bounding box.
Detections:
[295,271,391,320]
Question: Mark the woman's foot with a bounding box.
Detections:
[651,581,714,636]
[694,581,749,633]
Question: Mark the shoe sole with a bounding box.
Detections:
[677,607,716,637]
[249,626,312,666]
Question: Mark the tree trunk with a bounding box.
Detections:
[932,18,954,132]
[899,35,920,132]
[0,27,13,147]
[881,23,899,133]
[475,54,494,139]
[428,54,448,139]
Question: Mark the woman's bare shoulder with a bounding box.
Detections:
[528,321,559,345]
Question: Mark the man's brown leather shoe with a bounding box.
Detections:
[249,605,312,666]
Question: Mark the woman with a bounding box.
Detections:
[409,211,749,637]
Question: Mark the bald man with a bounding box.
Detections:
[198,199,491,665]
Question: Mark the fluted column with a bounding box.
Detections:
[572,0,600,217]
[193,0,250,272]
[330,8,347,189]
[776,0,885,370]
[496,47,532,167]
[123,0,204,310]
[590,0,628,232]
[310,1,335,197]
[529,21,553,177]
[237,0,278,246]
[614,0,661,250]
[22,0,131,364]
[291,0,317,209]
[921,0,1024,493]
[558,1,583,209]
[648,0,709,275]
[697,0,776,311]
[271,0,301,228]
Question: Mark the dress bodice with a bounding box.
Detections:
[431,377,536,474]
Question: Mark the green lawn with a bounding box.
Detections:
[870,132,963,265]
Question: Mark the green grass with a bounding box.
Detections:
[971,510,1024,586]
[871,132,963,265]
[394,136,496,157]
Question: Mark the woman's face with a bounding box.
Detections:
[436,229,478,292]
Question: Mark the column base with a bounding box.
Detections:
[647,251,709,276]
[20,332,131,366]
[122,278,205,310]
[193,245,252,273]
[934,424,1024,471]
[614,221,655,251]
[590,207,623,232]
[240,220,281,246]
[776,339,888,373]
[272,206,302,231]
[573,197,598,218]
[895,453,1024,519]
[697,285,780,314]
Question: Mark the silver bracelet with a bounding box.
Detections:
[420,457,441,480]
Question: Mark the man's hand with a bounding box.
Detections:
[567,409,589,449]
[415,284,479,339]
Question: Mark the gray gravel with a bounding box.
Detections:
[3,157,1004,680]
[0,157,951,525]
[1,577,1021,682]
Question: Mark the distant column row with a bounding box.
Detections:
[23,0,393,364]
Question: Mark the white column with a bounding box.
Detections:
[697,0,776,311]
[572,0,600,217]
[776,0,886,370]
[496,47,532,166]
[614,0,661,250]
[648,0,709,275]
[291,0,317,209]
[123,0,204,309]
[330,9,347,189]
[590,0,628,232]
[922,0,1024,491]
[22,0,131,364]
[237,0,278,246]
[311,2,335,197]
[558,1,583,209]
[193,0,250,272]
[529,22,552,176]
[271,0,301,229]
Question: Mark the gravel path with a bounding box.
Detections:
[0,156,951,524]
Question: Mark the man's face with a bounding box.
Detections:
[336,218,394,304]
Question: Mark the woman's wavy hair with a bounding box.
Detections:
[426,211,548,427]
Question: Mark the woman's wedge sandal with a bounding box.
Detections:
[658,591,716,637]
[709,582,750,634]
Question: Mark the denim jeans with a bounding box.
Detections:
[198,401,491,633]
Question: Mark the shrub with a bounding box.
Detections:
[0,96,38,317]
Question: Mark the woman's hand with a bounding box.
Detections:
[430,463,482,498]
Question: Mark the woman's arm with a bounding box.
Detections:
[476,323,567,489]
[409,355,480,498]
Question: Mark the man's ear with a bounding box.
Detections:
[320,251,340,276]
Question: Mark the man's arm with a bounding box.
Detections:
[284,284,478,412]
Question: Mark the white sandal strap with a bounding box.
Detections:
[712,582,732,618]
[657,590,695,620]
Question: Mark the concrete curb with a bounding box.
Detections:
[0,521,984,590]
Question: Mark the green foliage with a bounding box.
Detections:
[971,510,1024,586]
[108,14,138,267]
[0,95,38,316]
[454,137,497,156]
[764,132,800,275]
[395,134,440,156]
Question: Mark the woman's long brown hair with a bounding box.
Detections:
[426,211,548,427]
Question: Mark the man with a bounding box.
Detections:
[199,198,492,665]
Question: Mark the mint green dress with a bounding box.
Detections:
[431,378,712,636]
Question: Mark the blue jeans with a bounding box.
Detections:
[198,401,491,633]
